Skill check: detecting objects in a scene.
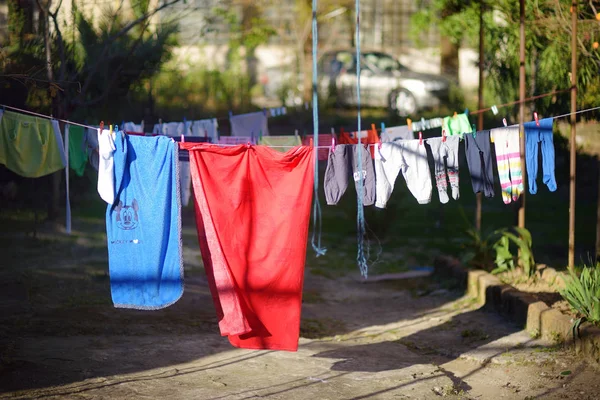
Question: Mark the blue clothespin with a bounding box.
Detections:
[465,108,469,116]
[263,108,267,117]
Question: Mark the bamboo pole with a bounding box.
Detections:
[476,0,484,232]
[568,0,578,270]
[518,0,526,229]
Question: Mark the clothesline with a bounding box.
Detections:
[2,103,600,147]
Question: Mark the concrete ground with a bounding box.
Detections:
[0,214,599,400]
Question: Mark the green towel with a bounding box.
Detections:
[68,125,88,176]
[259,135,302,152]
[443,114,473,136]
[0,110,65,178]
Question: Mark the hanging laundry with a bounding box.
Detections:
[97,129,116,205]
[219,136,254,145]
[465,131,495,198]
[171,136,211,206]
[301,133,333,161]
[0,110,66,178]
[259,135,301,151]
[153,122,191,136]
[191,118,218,142]
[85,127,100,170]
[524,118,556,194]
[161,122,207,207]
[412,118,443,132]
[374,140,432,207]
[324,144,376,206]
[428,136,460,203]
[67,125,88,177]
[381,125,414,142]
[182,143,313,351]
[107,134,183,309]
[230,111,269,137]
[443,113,473,136]
[491,127,524,204]
[123,122,143,133]
[338,128,379,158]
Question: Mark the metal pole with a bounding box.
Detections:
[476,0,484,232]
[518,0,526,229]
[569,0,578,270]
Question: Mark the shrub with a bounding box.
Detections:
[560,263,600,335]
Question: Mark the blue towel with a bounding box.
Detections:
[106,133,183,309]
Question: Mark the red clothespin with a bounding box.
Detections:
[534,112,540,126]
[419,131,423,145]
[99,121,104,133]
[442,129,447,142]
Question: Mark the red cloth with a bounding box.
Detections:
[180,143,314,351]
[301,134,333,161]
[338,129,380,158]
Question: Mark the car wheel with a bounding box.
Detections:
[390,90,417,117]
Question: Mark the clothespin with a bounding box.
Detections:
[472,124,477,138]
[141,120,145,132]
[502,118,508,127]
[453,111,458,118]
[421,117,426,130]
[229,111,233,119]
[99,121,104,132]
[263,108,267,116]
[379,122,385,150]
[491,105,499,115]
[295,129,299,137]
[464,108,469,116]
[442,129,446,142]
[419,131,423,145]
[310,138,313,147]
[331,135,336,152]
[181,134,185,143]
[407,118,412,131]
[109,124,113,133]
[534,112,540,126]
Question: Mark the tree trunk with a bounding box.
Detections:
[40,0,61,222]
[440,34,459,83]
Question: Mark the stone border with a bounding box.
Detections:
[434,255,600,364]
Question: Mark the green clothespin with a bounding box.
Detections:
[472,124,476,138]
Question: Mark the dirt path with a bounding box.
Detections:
[0,214,598,400]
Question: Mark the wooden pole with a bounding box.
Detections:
[568,0,578,270]
[596,157,600,263]
[476,0,484,232]
[518,0,526,229]
[475,0,483,232]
